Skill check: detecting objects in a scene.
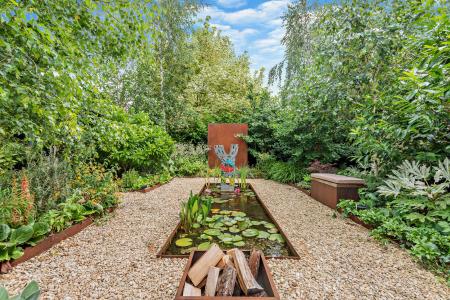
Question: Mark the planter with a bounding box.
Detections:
[311,173,365,209]
[0,207,116,273]
[174,250,280,299]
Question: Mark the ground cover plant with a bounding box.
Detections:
[338,159,450,282]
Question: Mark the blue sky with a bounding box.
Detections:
[199,1,332,83]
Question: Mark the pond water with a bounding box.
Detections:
[164,183,294,257]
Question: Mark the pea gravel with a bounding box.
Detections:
[1,178,448,299]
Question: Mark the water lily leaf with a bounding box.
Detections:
[231,211,246,217]
[219,210,231,215]
[233,241,245,247]
[234,216,246,222]
[205,217,214,223]
[211,208,220,214]
[175,238,193,247]
[204,229,221,236]
[212,215,222,221]
[197,242,211,251]
[269,233,285,243]
[192,223,201,229]
[251,221,263,226]
[242,229,259,237]
[200,233,212,240]
[229,226,241,233]
[268,228,278,233]
[224,221,235,227]
[238,221,249,231]
[212,222,224,229]
[218,233,232,240]
[264,223,276,229]
[257,231,270,239]
[213,198,229,204]
[221,237,234,243]
[232,235,243,242]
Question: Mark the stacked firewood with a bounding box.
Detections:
[183,244,267,297]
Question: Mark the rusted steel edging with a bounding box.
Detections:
[0,206,118,273]
[156,183,300,260]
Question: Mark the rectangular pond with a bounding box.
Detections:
[157,183,299,259]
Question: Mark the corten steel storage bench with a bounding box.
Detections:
[310,173,365,209]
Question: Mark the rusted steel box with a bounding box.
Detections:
[175,250,280,299]
[208,123,248,168]
[311,173,365,209]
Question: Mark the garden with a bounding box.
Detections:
[0,0,449,299]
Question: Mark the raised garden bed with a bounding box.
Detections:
[0,207,115,273]
[157,183,299,259]
[175,248,280,299]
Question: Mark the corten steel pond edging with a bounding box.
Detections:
[156,183,300,260]
[174,250,280,300]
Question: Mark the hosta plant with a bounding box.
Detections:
[0,280,40,300]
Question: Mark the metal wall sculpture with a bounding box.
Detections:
[214,144,239,191]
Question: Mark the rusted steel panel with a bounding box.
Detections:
[208,123,248,168]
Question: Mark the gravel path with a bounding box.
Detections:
[1,178,448,299]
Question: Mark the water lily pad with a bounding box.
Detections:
[205,217,214,223]
[200,234,212,240]
[233,241,245,247]
[219,210,231,215]
[192,223,201,229]
[257,231,270,239]
[197,242,211,251]
[242,229,259,237]
[213,198,229,204]
[175,238,193,247]
[264,223,276,229]
[211,208,220,214]
[238,221,249,231]
[232,235,243,242]
[268,228,278,233]
[231,211,246,217]
[221,237,234,243]
[211,215,222,221]
[229,226,241,233]
[218,233,232,240]
[234,216,246,222]
[204,229,221,236]
[251,220,263,226]
[212,222,224,229]
[269,233,285,243]
[224,221,235,227]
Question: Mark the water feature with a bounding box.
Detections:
[164,183,295,257]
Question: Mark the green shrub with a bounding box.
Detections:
[171,143,208,177]
[256,154,307,184]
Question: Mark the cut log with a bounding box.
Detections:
[229,248,264,295]
[197,277,207,289]
[248,249,261,278]
[250,290,268,297]
[216,254,233,269]
[216,265,237,296]
[205,266,220,296]
[188,244,224,286]
[182,283,201,296]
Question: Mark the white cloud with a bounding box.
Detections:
[199,1,290,93]
[200,0,289,25]
[217,0,247,8]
